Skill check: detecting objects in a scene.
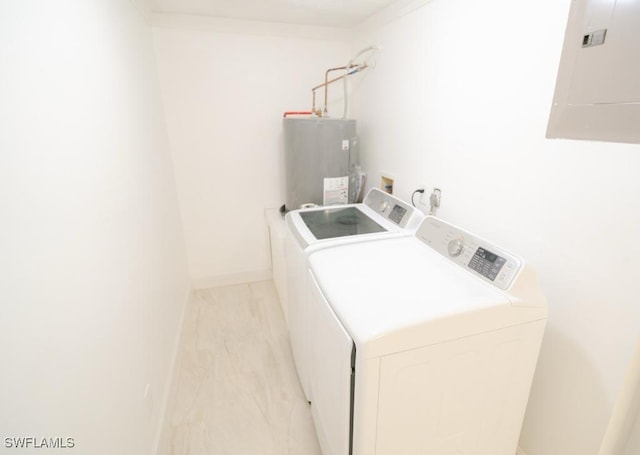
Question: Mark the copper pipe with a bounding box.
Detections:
[311,70,358,91]
[324,66,348,114]
[283,111,313,117]
[310,63,368,115]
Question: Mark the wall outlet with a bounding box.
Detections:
[431,188,442,211]
[415,185,442,214]
[415,186,429,212]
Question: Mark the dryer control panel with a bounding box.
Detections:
[362,188,422,230]
[416,216,522,290]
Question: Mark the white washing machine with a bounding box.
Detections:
[285,188,424,401]
[306,216,548,455]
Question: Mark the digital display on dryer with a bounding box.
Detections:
[468,247,506,281]
[477,248,498,263]
[389,204,407,225]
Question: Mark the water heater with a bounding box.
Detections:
[283,117,359,211]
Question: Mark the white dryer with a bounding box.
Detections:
[285,188,424,401]
[306,216,548,455]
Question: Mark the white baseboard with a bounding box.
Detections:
[191,268,272,290]
[516,446,529,455]
[152,283,192,455]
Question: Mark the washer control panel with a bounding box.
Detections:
[417,217,521,290]
[363,188,419,229]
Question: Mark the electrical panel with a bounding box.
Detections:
[547,0,640,144]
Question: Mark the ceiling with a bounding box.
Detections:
[151,0,399,28]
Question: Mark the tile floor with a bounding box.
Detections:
[164,281,322,455]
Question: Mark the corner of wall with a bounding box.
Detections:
[355,0,434,33]
[152,283,193,455]
[150,12,353,42]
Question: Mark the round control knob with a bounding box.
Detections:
[447,238,465,257]
[379,201,389,212]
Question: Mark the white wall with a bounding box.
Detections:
[352,0,640,454]
[0,1,189,454]
[152,15,353,287]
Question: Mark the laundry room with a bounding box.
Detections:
[1,1,639,455]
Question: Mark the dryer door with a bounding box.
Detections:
[308,271,354,455]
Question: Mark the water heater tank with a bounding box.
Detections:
[283,117,358,211]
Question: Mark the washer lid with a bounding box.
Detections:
[285,188,424,249]
[308,237,547,359]
[299,206,387,239]
[286,203,404,250]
